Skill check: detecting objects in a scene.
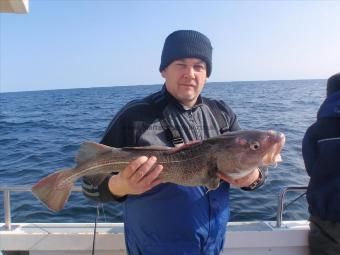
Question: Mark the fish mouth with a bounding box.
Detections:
[262,132,285,165]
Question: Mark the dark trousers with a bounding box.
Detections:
[309,216,340,255]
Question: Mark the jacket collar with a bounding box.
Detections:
[161,85,203,111]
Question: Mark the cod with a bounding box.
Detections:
[32,130,285,212]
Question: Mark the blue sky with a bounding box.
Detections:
[1,0,340,92]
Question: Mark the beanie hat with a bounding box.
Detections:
[327,72,340,96]
[159,30,213,77]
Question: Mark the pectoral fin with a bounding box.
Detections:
[206,176,221,191]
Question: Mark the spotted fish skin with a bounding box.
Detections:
[32,130,285,212]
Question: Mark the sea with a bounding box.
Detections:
[0,80,325,224]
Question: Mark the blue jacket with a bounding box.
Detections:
[83,87,241,254]
[302,91,340,221]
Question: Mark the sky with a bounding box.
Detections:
[0,0,340,93]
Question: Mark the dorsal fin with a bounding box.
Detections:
[122,145,172,152]
[76,141,114,165]
[168,140,202,154]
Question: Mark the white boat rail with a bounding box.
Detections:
[1,185,310,255]
[1,185,307,230]
[0,185,82,230]
[276,186,308,228]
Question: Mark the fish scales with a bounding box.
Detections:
[32,130,285,212]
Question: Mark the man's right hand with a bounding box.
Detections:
[108,156,164,197]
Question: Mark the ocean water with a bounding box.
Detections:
[0,80,325,223]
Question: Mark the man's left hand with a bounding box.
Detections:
[217,168,260,188]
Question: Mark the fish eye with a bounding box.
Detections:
[250,141,260,150]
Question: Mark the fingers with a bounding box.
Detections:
[218,168,259,188]
[130,156,158,183]
[218,172,241,187]
[217,171,232,183]
[217,171,241,187]
[116,156,164,195]
[122,156,149,179]
[143,164,163,188]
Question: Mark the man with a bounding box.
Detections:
[82,30,266,255]
[302,72,340,255]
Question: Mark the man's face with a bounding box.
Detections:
[161,58,207,107]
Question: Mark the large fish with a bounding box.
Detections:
[32,130,285,212]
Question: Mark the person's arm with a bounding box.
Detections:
[216,100,241,132]
[302,125,318,176]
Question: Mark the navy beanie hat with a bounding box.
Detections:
[327,72,340,96]
[159,30,213,77]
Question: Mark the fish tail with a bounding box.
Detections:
[31,168,74,212]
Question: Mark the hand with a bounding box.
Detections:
[217,168,260,188]
[108,156,163,197]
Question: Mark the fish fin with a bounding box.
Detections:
[122,141,201,153]
[122,145,172,151]
[206,184,220,194]
[168,140,202,154]
[76,141,114,165]
[32,169,74,212]
[205,177,221,191]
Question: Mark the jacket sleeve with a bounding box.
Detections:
[216,100,241,132]
[82,105,136,203]
[302,124,318,176]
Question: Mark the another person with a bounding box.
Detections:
[302,72,340,255]
[82,30,266,255]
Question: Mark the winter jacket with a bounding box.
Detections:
[302,91,340,221]
[82,86,242,254]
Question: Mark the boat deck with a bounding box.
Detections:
[0,220,309,255]
[0,186,309,254]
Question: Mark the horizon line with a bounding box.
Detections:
[0,78,326,94]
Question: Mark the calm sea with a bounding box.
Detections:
[0,80,325,223]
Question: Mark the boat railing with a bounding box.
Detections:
[0,185,82,231]
[276,186,308,228]
[1,185,308,231]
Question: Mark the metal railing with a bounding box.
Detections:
[1,185,308,231]
[0,185,82,231]
[276,186,308,228]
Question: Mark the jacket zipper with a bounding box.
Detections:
[188,110,201,140]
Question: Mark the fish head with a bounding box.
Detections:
[214,130,285,179]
